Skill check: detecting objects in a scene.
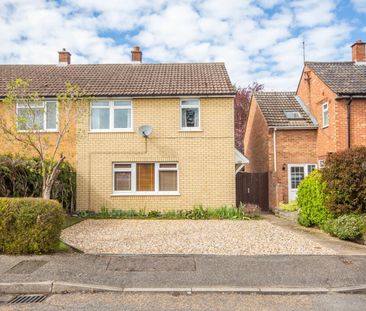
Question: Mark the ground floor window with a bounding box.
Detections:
[113,162,178,195]
[288,164,316,202]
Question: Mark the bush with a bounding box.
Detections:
[0,198,65,254]
[0,155,76,213]
[278,201,298,212]
[322,147,366,215]
[323,214,366,241]
[297,170,332,227]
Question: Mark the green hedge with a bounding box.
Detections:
[321,147,366,215]
[0,155,76,213]
[297,170,332,227]
[0,198,65,254]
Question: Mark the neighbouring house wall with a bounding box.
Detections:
[243,97,269,173]
[297,66,338,160]
[268,129,317,208]
[76,97,235,211]
[335,98,366,150]
[0,101,77,164]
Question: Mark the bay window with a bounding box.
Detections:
[113,162,178,195]
[16,101,58,132]
[91,100,132,131]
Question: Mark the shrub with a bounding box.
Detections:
[278,201,298,212]
[323,214,365,241]
[0,155,76,213]
[0,198,65,254]
[321,147,366,215]
[297,170,332,227]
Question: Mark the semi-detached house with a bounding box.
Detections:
[0,47,238,211]
[244,40,366,209]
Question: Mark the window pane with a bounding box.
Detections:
[18,107,44,130]
[137,163,155,191]
[182,107,199,128]
[181,100,199,106]
[290,166,305,189]
[46,102,57,129]
[159,163,177,168]
[114,109,131,129]
[115,171,131,191]
[308,165,316,174]
[114,101,131,107]
[92,102,109,107]
[114,164,131,169]
[159,171,177,191]
[91,108,110,129]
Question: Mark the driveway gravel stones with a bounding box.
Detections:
[61,219,336,255]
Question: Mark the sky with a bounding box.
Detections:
[0,0,365,90]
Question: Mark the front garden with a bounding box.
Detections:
[282,147,366,243]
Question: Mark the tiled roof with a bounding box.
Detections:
[306,62,366,95]
[253,92,317,128]
[0,63,235,98]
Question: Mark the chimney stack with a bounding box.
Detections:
[131,46,142,63]
[58,48,71,65]
[351,40,366,62]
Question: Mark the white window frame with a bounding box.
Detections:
[287,163,317,201]
[180,99,201,131]
[112,162,179,196]
[322,102,329,128]
[16,101,58,133]
[90,100,133,132]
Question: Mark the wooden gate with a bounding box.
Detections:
[236,172,269,211]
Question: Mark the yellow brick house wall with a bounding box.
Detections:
[76,97,235,211]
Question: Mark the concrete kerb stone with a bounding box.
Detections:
[2,282,366,295]
[0,282,52,294]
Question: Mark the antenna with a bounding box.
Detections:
[138,125,153,138]
[302,41,306,64]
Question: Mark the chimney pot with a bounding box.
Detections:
[351,40,366,62]
[131,46,142,63]
[58,49,71,65]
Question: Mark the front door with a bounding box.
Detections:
[288,164,316,202]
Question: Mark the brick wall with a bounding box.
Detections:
[0,102,76,164]
[268,129,317,207]
[76,97,235,211]
[243,97,269,173]
[297,66,366,158]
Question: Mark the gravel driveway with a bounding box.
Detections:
[61,219,336,255]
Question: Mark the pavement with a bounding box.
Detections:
[2,292,366,311]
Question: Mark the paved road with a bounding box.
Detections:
[2,292,366,311]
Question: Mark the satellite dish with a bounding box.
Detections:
[138,125,153,138]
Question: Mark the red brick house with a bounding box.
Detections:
[244,40,366,209]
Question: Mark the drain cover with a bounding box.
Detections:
[8,295,47,304]
[108,255,196,272]
[6,260,48,274]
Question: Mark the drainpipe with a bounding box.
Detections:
[347,97,353,149]
[273,128,277,172]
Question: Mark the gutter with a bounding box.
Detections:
[268,126,318,130]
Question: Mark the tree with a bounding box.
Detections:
[234,82,264,152]
[0,79,88,199]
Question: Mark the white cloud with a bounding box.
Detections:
[0,0,357,90]
[352,0,366,13]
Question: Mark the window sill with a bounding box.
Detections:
[111,192,180,197]
[322,125,329,129]
[179,129,203,132]
[17,130,59,133]
[88,129,134,133]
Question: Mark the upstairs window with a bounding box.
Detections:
[91,100,132,131]
[322,102,329,128]
[16,101,57,132]
[180,99,200,130]
[284,110,302,119]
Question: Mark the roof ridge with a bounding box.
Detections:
[0,62,225,67]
